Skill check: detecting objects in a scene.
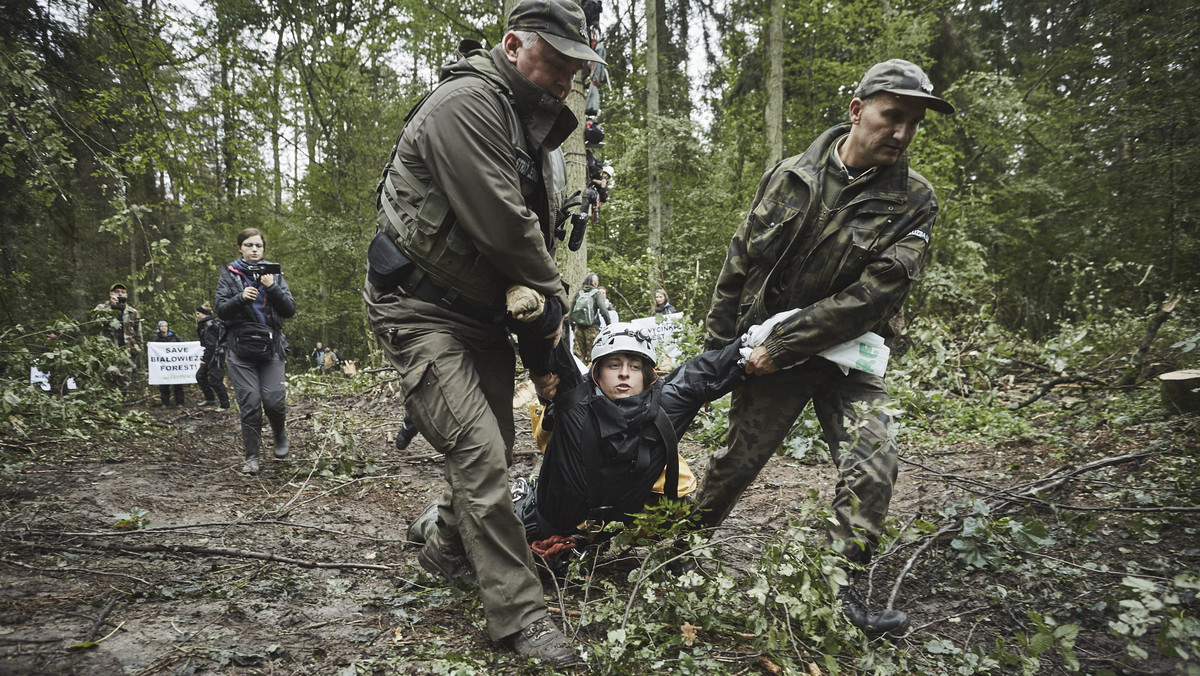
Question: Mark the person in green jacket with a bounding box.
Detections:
[363,0,603,666]
[696,59,955,636]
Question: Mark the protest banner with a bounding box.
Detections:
[146,341,202,385]
[629,312,685,368]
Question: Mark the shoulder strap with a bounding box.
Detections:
[651,409,680,500]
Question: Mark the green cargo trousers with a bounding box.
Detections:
[695,357,899,564]
[379,321,547,641]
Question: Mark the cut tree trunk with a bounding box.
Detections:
[1160,369,1200,415]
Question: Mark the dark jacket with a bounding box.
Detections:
[149,329,181,344]
[196,316,224,363]
[705,122,938,369]
[215,259,296,359]
[654,302,676,316]
[531,340,745,537]
[370,41,574,319]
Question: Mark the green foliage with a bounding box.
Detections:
[0,320,160,441]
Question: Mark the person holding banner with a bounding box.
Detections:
[150,321,186,407]
[216,228,296,475]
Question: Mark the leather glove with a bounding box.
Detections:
[506,285,545,322]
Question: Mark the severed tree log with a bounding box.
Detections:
[1160,369,1200,415]
[1115,293,1181,387]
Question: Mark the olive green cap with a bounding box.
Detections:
[855,59,954,114]
[507,0,606,64]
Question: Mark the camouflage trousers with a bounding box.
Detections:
[377,315,547,641]
[695,357,899,564]
[572,324,599,363]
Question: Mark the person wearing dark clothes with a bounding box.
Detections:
[652,288,676,315]
[514,323,745,543]
[195,304,230,411]
[216,227,296,475]
[150,321,185,407]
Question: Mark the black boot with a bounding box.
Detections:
[242,430,260,474]
[838,583,909,635]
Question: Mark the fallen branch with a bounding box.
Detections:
[85,597,119,643]
[1010,373,1106,409]
[3,536,395,571]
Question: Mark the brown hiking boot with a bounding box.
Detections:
[508,617,580,667]
[417,531,476,586]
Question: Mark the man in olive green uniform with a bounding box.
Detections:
[363,0,602,666]
[94,282,142,385]
[696,60,955,635]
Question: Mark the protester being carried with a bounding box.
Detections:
[149,320,185,407]
[216,227,295,474]
[195,303,230,411]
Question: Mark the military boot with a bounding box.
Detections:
[417,530,476,586]
[838,582,909,635]
[507,617,580,667]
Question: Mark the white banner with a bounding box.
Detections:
[146,341,202,385]
[629,312,686,364]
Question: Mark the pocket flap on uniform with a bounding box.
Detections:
[367,231,413,290]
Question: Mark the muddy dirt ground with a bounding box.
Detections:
[0,375,1195,674]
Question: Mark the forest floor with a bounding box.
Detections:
[0,366,1196,675]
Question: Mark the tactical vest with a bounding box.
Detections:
[375,42,564,308]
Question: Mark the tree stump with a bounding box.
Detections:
[1160,370,1200,415]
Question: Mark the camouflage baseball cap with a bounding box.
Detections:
[855,59,954,114]
[507,0,606,64]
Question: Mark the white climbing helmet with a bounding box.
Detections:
[591,322,656,366]
[601,164,615,177]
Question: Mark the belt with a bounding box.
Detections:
[402,274,505,325]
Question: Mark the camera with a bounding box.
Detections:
[567,212,589,252]
[243,262,281,275]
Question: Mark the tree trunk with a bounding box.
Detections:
[1160,370,1200,415]
[646,0,662,294]
[765,0,783,169]
[558,1,590,297]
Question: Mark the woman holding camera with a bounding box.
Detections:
[216,228,296,474]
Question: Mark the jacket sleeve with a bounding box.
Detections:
[266,273,296,319]
[411,84,568,309]
[762,195,936,369]
[659,340,747,435]
[704,168,775,351]
[215,269,244,322]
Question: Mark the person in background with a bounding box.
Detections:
[363,0,603,665]
[216,227,296,475]
[311,342,327,370]
[694,59,955,636]
[567,272,611,362]
[652,288,676,315]
[150,320,185,407]
[94,282,142,384]
[195,303,230,412]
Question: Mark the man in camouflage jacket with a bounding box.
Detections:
[696,59,955,636]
